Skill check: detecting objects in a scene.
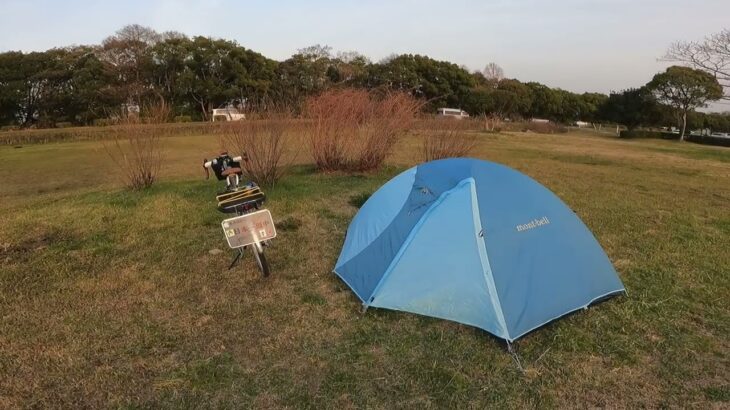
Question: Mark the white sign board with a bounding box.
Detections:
[221,209,276,249]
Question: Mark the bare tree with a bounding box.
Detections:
[160,30,188,41]
[296,44,332,61]
[483,62,505,84]
[664,28,730,99]
[96,25,161,107]
[336,50,370,64]
[379,53,399,64]
[113,24,162,45]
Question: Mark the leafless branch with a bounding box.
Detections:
[663,29,730,99]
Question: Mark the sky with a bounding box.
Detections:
[1,0,729,100]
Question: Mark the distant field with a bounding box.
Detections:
[0,122,214,146]
[0,128,728,408]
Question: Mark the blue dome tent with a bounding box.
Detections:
[334,158,625,342]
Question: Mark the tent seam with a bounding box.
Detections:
[366,178,474,306]
[332,269,367,303]
[467,178,511,341]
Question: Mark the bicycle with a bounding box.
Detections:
[203,152,276,277]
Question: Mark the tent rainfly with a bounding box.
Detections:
[334,158,625,342]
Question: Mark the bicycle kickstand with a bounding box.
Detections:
[228,247,245,270]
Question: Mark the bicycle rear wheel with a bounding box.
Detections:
[252,245,270,277]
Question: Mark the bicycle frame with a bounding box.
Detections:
[203,152,273,276]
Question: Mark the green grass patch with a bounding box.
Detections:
[644,143,730,163]
[0,130,727,408]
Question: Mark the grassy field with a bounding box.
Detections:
[0,128,728,408]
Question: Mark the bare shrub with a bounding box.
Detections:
[305,89,421,172]
[221,108,296,187]
[355,91,422,171]
[421,122,478,162]
[305,89,368,171]
[480,114,503,132]
[142,99,172,124]
[104,103,166,190]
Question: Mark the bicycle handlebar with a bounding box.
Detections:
[202,153,246,180]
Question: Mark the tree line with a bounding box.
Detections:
[0,24,728,137]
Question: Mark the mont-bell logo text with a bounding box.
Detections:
[516,216,550,232]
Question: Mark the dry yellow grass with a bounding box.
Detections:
[0,127,728,408]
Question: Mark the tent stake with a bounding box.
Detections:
[507,342,525,374]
